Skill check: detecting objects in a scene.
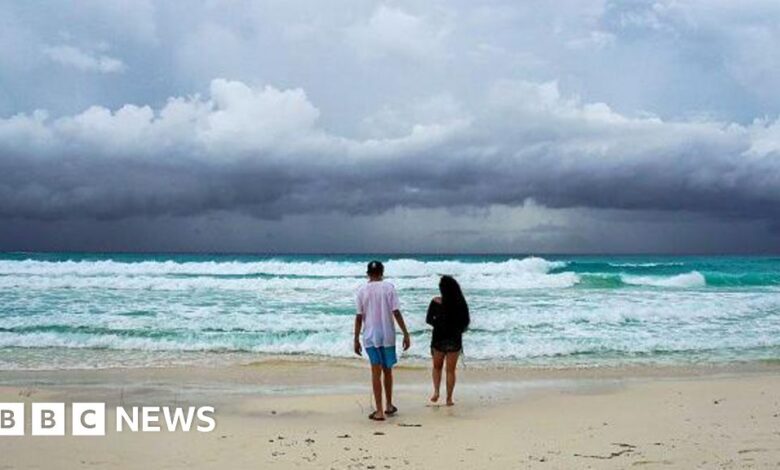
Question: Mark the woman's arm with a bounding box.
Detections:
[426,299,441,326]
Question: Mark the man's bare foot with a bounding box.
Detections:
[430,392,440,403]
[446,398,454,406]
[369,411,386,421]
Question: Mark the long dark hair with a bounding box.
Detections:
[439,275,470,332]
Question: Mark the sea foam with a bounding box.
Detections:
[622,271,706,288]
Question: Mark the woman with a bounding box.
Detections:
[426,275,470,406]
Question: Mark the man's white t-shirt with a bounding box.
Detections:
[356,280,400,348]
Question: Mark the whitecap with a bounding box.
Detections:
[622,271,706,288]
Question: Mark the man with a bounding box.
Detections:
[354,260,411,421]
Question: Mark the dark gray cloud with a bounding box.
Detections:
[1,1,780,252]
[2,79,778,223]
[2,206,777,254]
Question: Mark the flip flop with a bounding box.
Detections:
[385,405,398,416]
[368,411,385,421]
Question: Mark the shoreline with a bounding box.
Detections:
[4,345,780,372]
[3,351,780,373]
[2,358,780,402]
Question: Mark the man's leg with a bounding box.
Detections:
[371,364,385,418]
[383,367,393,410]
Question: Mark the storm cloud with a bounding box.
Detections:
[2,78,779,222]
[1,0,780,252]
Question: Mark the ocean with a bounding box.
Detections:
[1,253,779,370]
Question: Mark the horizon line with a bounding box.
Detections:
[2,250,779,257]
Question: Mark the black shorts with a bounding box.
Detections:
[431,338,462,353]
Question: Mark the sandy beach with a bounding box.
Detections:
[2,360,779,469]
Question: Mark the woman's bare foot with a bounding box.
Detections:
[430,392,440,403]
[446,398,454,406]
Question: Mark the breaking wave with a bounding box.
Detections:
[1,253,780,368]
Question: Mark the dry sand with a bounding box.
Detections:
[1,360,780,469]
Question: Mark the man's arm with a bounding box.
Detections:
[393,310,411,351]
[353,314,363,356]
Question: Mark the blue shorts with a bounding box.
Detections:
[365,346,397,369]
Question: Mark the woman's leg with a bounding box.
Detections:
[444,351,459,406]
[431,349,445,402]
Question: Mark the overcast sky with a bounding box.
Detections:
[1,0,780,254]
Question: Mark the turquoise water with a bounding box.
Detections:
[1,253,780,369]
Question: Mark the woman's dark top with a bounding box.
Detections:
[426,299,463,353]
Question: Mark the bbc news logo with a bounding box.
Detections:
[0,403,216,436]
